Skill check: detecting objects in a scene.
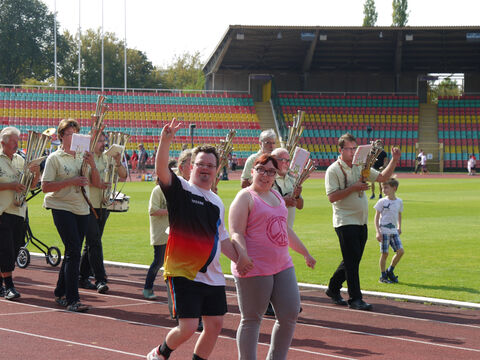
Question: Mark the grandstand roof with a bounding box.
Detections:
[204,25,480,75]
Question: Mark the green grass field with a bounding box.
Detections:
[26,175,480,303]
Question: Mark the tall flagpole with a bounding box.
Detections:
[54,0,57,90]
[101,0,104,92]
[124,0,127,92]
[78,0,81,91]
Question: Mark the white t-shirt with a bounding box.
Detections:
[374,197,403,235]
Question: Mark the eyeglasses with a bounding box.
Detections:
[342,147,358,152]
[254,167,277,177]
[276,158,290,163]
[194,162,216,169]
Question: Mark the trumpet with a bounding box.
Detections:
[281,110,305,159]
[212,129,236,190]
[14,128,55,206]
[80,95,108,217]
[102,131,130,207]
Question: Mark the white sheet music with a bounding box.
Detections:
[289,146,310,177]
[353,144,372,165]
[70,134,91,154]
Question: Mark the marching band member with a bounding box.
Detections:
[79,132,127,293]
[0,127,40,300]
[41,119,101,312]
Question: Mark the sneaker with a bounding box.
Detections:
[370,194,375,199]
[348,299,373,311]
[79,279,96,290]
[96,281,109,294]
[55,296,68,307]
[5,287,20,300]
[379,276,392,284]
[386,269,399,283]
[67,301,89,312]
[0,286,5,297]
[143,288,158,300]
[146,347,166,360]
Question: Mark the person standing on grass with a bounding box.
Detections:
[374,178,404,284]
[370,149,387,200]
[147,118,242,360]
[324,133,400,311]
[467,154,476,176]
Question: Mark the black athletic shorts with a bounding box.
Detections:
[166,276,227,319]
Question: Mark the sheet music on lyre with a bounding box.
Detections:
[352,144,372,165]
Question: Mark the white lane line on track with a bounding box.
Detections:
[2,286,355,359]
[17,271,480,331]
[299,301,480,330]
[0,327,145,358]
[7,283,480,357]
[296,321,480,354]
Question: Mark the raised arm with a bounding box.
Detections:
[155,118,181,187]
[376,147,401,183]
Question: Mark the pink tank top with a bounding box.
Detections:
[231,189,293,278]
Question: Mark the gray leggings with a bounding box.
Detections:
[234,266,300,360]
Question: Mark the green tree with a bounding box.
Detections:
[0,0,66,84]
[159,52,205,90]
[363,0,378,27]
[60,28,154,89]
[430,77,462,102]
[392,0,409,27]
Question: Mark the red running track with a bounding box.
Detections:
[1,257,479,359]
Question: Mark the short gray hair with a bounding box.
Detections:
[271,148,289,157]
[0,126,21,144]
[259,129,277,142]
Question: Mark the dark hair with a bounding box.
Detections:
[192,145,219,167]
[168,159,177,169]
[338,133,356,149]
[254,154,278,169]
[384,177,399,189]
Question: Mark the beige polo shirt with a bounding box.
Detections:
[89,153,108,209]
[42,149,90,216]
[241,150,262,181]
[325,157,379,227]
[273,173,297,228]
[149,185,169,246]
[0,150,27,218]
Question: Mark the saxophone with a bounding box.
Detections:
[102,131,130,207]
[359,139,384,197]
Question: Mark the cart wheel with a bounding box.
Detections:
[17,247,31,269]
[47,247,61,267]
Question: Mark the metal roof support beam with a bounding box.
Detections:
[203,30,234,77]
[302,30,319,73]
[394,31,403,92]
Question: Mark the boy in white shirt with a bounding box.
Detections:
[374,178,404,283]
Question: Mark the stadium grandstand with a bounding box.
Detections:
[2,25,480,171]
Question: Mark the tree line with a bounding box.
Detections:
[0,0,204,90]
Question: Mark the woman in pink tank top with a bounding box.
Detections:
[229,154,316,360]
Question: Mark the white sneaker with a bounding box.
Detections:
[146,347,165,360]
